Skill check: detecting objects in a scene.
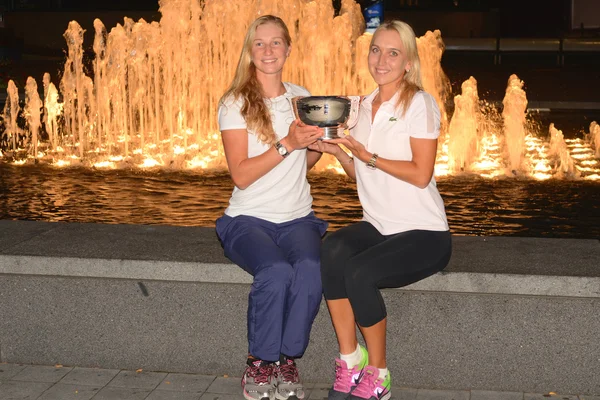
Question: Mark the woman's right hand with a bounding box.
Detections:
[283,120,323,150]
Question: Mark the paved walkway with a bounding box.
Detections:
[0,363,598,400]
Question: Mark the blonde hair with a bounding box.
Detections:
[219,15,291,145]
[372,20,423,116]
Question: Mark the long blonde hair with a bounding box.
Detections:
[219,15,291,145]
[372,20,423,116]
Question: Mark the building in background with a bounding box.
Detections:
[0,0,598,59]
[571,0,600,31]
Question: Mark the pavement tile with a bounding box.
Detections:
[392,386,419,400]
[199,393,242,400]
[307,382,337,400]
[524,395,578,400]
[206,376,242,394]
[91,386,152,400]
[303,387,315,399]
[0,380,53,400]
[416,389,471,400]
[37,383,101,400]
[156,372,216,392]
[0,364,27,381]
[307,384,329,400]
[147,390,203,400]
[10,365,73,383]
[286,382,317,400]
[310,383,330,389]
[471,390,524,400]
[107,370,168,390]
[59,367,120,386]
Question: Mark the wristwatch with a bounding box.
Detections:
[275,141,290,158]
[366,153,379,170]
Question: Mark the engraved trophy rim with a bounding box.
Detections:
[291,95,360,140]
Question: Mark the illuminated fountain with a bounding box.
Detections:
[445,76,481,174]
[1,0,599,181]
[503,74,528,173]
[588,121,600,158]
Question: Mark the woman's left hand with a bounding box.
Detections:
[327,135,370,163]
[308,140,342,156]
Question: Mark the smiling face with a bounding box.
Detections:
[250,22,291,79]
[368,28,411,91]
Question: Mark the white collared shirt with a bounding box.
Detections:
[350,88,449,235]
[218,82,313,223]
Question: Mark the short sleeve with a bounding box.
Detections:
[218,97,247,131]
[284,82,311,97]
[298,86,311,97]
[406,91,441,139]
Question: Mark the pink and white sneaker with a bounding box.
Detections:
[328,345,369,400]
[347,365,391,400]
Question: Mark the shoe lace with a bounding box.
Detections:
[247,363,274,385]
[333,361,352,392]
[351,368,380,399]
[278,361,299,383]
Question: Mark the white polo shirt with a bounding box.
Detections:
[218,82,313,223]
[351,89,449,235]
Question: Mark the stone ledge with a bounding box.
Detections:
[1,220,599,299]
[1,255,599,299]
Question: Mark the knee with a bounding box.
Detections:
[295,254,321,275]
[343,262,372,292]
[253,261,293,292]
[294,256,322,291]
[321,232,352,273]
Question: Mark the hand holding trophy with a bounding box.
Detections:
[291,96,361,140]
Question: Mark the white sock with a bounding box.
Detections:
[340,344,362,369]
[378,368,389,380]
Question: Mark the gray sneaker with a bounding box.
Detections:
[275,357,305,400]
[242,359,276,400]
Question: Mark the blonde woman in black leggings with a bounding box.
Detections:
[309,19,452,400]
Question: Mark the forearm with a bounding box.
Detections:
[306,149,322,171]
[364,154,433,188]
[349,137,437,188]
[229,146,286,189]
[334,151,356,180]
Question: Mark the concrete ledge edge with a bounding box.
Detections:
[1,254,599,298]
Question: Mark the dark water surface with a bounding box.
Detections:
[1,164,599,239]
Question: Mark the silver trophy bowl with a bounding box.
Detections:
[292,96,360,139]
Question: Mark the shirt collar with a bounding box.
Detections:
[361,88,400,115]
[266,82,295,102]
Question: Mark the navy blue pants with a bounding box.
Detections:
[216,212,328,362]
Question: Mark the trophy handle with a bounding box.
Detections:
[346,96,361,129]
[290,96,305,121]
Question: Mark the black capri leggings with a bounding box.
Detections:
[321,222,452,327]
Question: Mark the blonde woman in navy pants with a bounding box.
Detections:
[216,15,327,400]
